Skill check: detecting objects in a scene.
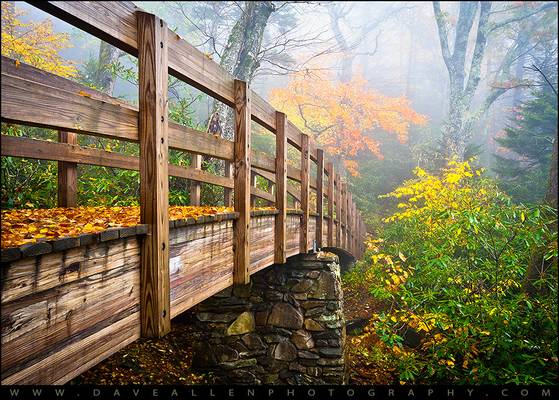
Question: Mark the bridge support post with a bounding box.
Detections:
[137,11,170,338]
[316,149,324,249]
[335,173,341,248]
[233,79,251,285]
[57,131,77,207]
[190,154,201,205]
[274,112,287,264]
[300,134,310,253]
[326,162,334,247]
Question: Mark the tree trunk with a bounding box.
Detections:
[92,41,121,95]
[212,1,275,140]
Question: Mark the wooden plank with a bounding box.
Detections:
[0,135,233,188]
[275,112,287,264]
[190,154,201,206]
[300,134,310,253]
[57,131,77,207]
[1,71,138,141]
[341,182,347,250]
[169,123,233,160]
[335,174,342,247]
[250,171,257,207]
[316,149,324,248]
[252,167,301,202]
[327,162,334,247]
[233,79,251,285]
[252,150,304,186]
[2,56,233,160]
[224,161,233,206]
[29,1,139,56]
[137,11,170,338]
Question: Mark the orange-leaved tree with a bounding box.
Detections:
[1,2,77,77]
[270,71,427,175]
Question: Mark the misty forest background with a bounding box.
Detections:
[1,1,557,385]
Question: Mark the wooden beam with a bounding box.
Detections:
[0,135,234,188]
[224,161,233,206]
[252,167,301,202]
[137,11,170,338]
[300,134,310,253]
[341,182,346,250]
[274,112,287,264]
[335,173,341,247]
[190,154,201,206]
[316,149,324,248]
[250,171,257,207]
[57,131,77,207]
[233,79,251,285]
[1,56,233,161]
[327,162,334,247]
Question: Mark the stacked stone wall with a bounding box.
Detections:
[191,252,346,384]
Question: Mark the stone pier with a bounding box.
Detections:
[191,252,346,384]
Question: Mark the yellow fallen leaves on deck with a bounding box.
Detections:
[1,205,276,249]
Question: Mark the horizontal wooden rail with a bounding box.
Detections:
[27,1,319,161]
[1,135,276,203]
[1,56,233,161]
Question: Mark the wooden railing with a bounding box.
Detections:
[0,1,366,338]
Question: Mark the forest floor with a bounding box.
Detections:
[72,278,392,385]
[70,312,210,385]
[343,278,397,384]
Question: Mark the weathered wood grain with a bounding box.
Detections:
[1,312,140,385]
[300,134,310,253]
[57,131,77,207]
[224,161,233,206]
[0,135,234,189]
[233,79,251,285]
[1,261,140,379]
[1,57,233,160]
[335,173,342,247]
[169,221,234,317]
[249,215,276,274]
[275,112,287,264]
[316,149,324,248]
[327,162,334,247]
[137,11,170,338]
[190,154,202,206]
[2,238,141,305]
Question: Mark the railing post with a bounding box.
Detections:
[316,149,324,249]
[190,154,201,205]
[137,11,170,338]
[326,162,334,247]
[348,193,352,253]
[335,173,341,247]
[275,112,287,264]
[57,131,77,207]
[300,134,310,253]
[224,161,233,207]
[341,182,346,250]
[250,171,257,207]
[233,79,251,285]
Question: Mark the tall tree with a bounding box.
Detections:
[213,1,276,139]
[494,85,557,203]
[432,1,556,159]
[270,71,426,175]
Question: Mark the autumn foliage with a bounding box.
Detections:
[1,206,241,249]
[1,2,77,77]
[270,71,427,175]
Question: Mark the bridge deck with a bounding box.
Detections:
[1,210,336,384]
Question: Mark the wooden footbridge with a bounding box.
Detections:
[0,2,365,385]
